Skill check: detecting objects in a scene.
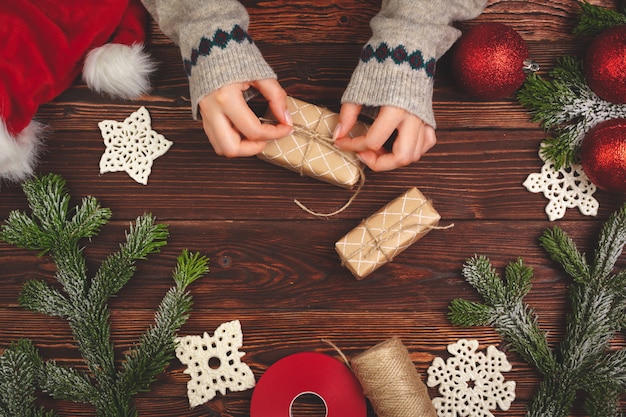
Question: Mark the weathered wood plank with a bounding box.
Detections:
[0,127,621,222]
[0,220,621,311]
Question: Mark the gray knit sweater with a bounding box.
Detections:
[140,0,487,128]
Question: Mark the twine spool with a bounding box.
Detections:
[351,337,437,417]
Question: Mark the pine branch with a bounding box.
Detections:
[0,211,51,255]
[592,204,626,280]
[517,57,626,169]
[559,285,616,371]
[0,174,208,416]
[539,226,590,284]
[88,215,168,306]
[574,1,626,37]
[119,250,208,397]
[503,258,534,302]
[459,255,506,306]
[172,250,210,290]
[448,299,497,326]
[583,385,622,417]
[18,280,71,318]
[450,256,556,375]
[6,174,112,249]
[450,203,626,417]
[39,361,98,404]
[525,370,579,417]
[20,173,71,238]
[584,349,626,390]
[68,302,116,383]
[0,339,58,417]
[67,196,114,244]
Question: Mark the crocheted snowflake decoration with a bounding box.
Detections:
[427,339,516,417]
[98,106,173,185]
[523,149,598,221]
[175,320,255,408]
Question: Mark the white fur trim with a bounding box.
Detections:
[0,120,45,183]
[83,43,156,100]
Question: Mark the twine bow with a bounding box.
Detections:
[343,199,454,266]
[260,116,365,217]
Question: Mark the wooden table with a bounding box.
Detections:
[1,0,624,415]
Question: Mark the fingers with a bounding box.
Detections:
[254,79,292,126]
[201,111,267,157]
[334,105,437,172]
[219,84,291,142]
[334,103,362,139]
[198,80,293,158]
[334,106,404,153]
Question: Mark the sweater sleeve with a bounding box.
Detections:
[140,0,276,119]
[341,0,487,128]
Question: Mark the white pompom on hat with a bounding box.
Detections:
[0,0,154,183]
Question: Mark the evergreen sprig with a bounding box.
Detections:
[0,340,58,417]
[0,174,209,417]
[517,56,626,170]
[574,1,626,37]
[449,203,626,417]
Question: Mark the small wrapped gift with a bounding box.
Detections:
[335,187,443,279]
[258,97,367,189]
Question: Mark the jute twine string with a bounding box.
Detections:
[351,337,438,417]
[342,199,454,265]
[260,117,365,217]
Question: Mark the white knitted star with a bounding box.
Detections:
[175,320,255,408]
[98,106,172,185]
[523,149,598,221]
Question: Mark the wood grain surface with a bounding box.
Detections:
[1,1,624,416]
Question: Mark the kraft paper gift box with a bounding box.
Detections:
[258,96,367,189]
[335,187,442,280]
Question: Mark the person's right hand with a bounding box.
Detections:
[198,79,293,157]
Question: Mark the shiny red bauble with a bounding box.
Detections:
[580,118,626,194]
[584,25,626,104]
[451,23,529,100]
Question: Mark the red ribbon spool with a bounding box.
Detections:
[250,352,367,417]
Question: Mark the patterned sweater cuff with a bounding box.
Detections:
[341,58,436,129]
[185,26,276,120]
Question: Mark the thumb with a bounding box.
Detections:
[334,102,362,139]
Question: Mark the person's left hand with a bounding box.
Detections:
[333,103,437,172]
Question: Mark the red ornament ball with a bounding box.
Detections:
[451,23,529,100]
[580,118,626,194]
[584,25,626,104]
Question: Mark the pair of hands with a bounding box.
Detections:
[198,79,436,172]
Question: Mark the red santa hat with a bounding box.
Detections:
[0,0,155,182]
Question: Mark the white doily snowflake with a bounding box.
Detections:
[523,149,598,221]
[98,106,173,185]
[427,339,516,417]
[175,320,255,408]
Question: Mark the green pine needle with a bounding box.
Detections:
[574,1,626,37]
[172,249,209,290]
[592,204,626,280]
[39,361,97,404]
[0,174,209,416]
[539,226,590,284]
[503,259,534,302]
[461,255,506,306]
[0,339,58,417]
[517,57,626,170]
[450,203,626,416]
[18,280,71,318]
[448,299,496,327]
